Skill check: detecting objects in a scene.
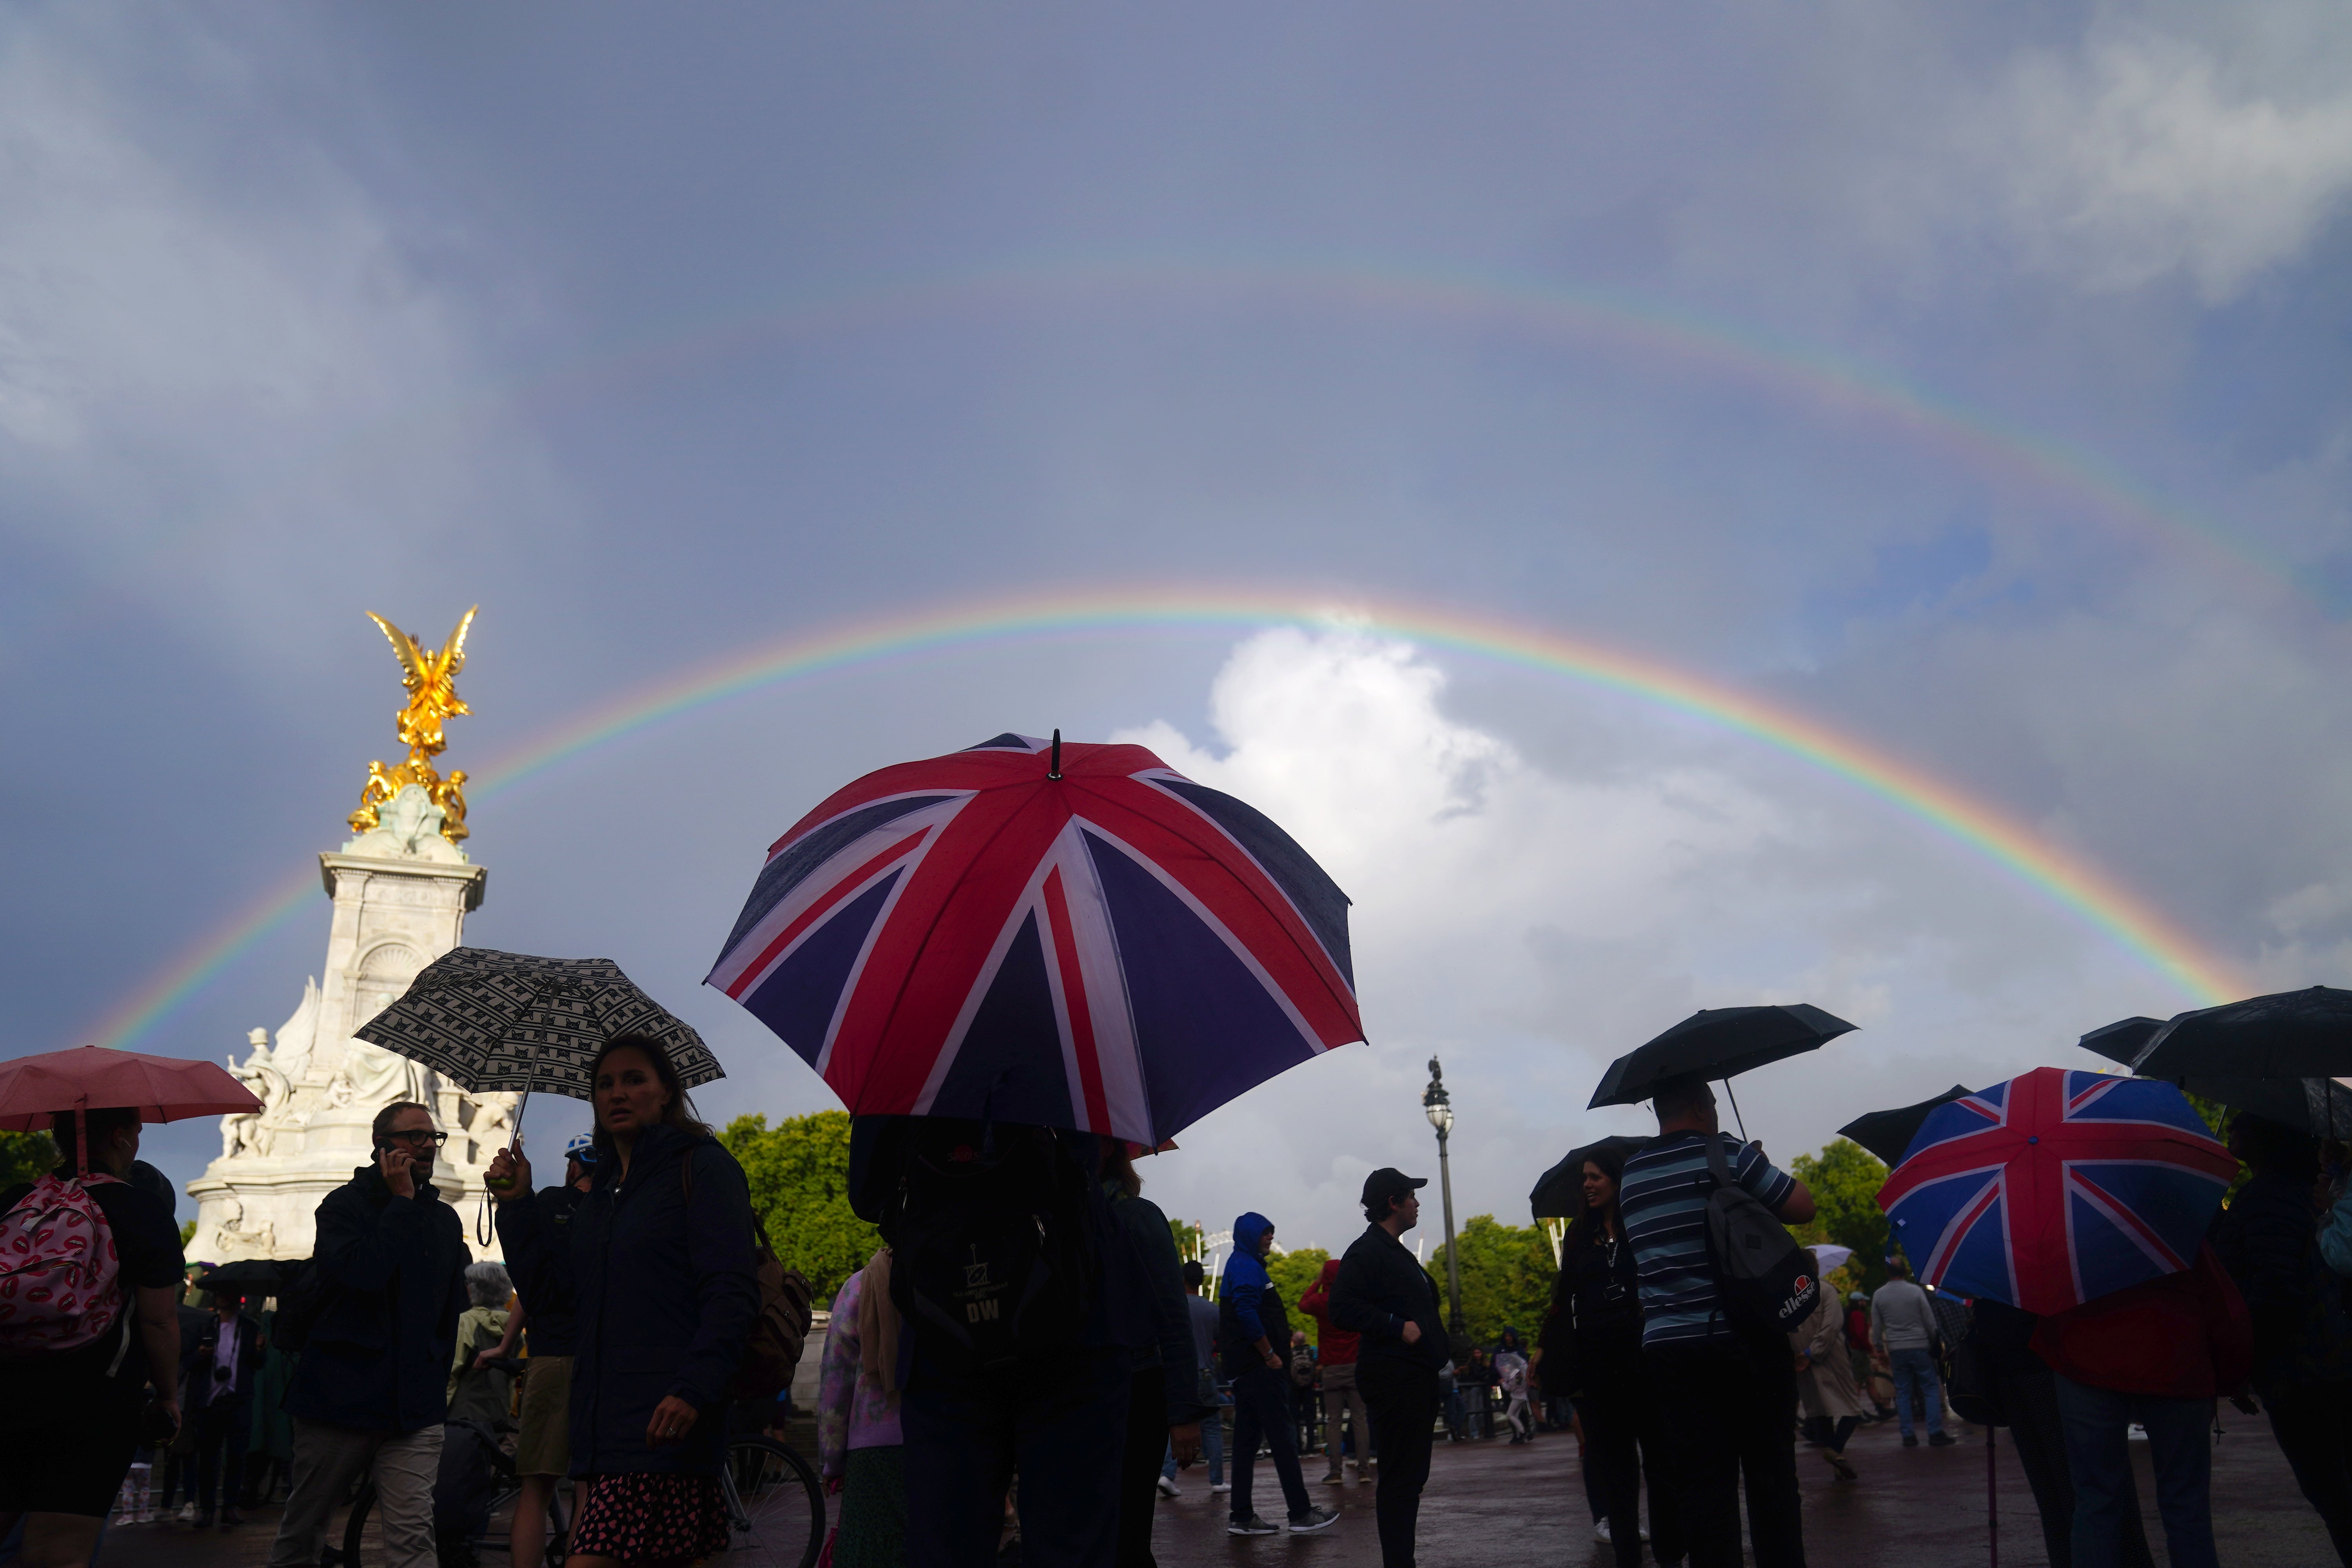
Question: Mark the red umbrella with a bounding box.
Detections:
[0,1045,259,1136]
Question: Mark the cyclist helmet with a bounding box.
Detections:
[563,1131,599,1166]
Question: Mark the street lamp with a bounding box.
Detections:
[1422,1056,1466,1337]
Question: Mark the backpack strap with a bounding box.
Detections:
[1702,1131,1734,1189]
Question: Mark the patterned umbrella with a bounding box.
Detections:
[1875,1067,2236,1314]
[705,731,1362,1143]
[355,947,724,1101]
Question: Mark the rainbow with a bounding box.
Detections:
[81,589,2246,1055]
[510,260,2305,603]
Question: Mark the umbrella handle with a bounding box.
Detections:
[1722,1078,1749,1142]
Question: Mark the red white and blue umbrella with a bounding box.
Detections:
[705,732,1363,1143]
[1875,1066,2236,1315]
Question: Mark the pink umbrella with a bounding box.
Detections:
[0,1045,259,1167]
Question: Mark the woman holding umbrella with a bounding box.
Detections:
[487,1036,760,1568]
[1539,1142,1682,1568]
[0,1107,187,1568]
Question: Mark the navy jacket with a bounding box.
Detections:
[497,1124,760,1477]
[510,1183,587,1358]
[1107,1185,1209,1422]
[2214,1168,2352,1391]
[286,1164,469,1434]
[1330,1221,1448,1372]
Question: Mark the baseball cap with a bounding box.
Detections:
[1359,1167,1429,1209]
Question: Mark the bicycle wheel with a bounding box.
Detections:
[719,1436,825,1568]
[339,1479,377,1568]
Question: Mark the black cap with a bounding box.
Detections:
[1360,1167,1429,1209]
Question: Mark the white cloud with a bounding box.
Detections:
[1106,629,2171,1251]
[1976,28,2352,299]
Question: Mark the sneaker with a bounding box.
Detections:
[1321,1471,1345,1484]
[1901,1434,1919,1448]
[221,1509,245,1529]
[1595,1521,1613,1543]
[176,1504,199,1524]
[193,1512,215,1530]
[1824,1449,1857,1481]
[1156,1475,1180,1499]
[1210,1482,1232,1494]
[1287,1508,1339,1534]
[1227,1516,1279,1536]
[1929,1432,1957,1448]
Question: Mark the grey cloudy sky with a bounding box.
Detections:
[5,2,2350,1252]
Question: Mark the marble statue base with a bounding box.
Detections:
[186,785,516,1265]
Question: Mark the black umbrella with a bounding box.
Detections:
[2173,1076,2352,1140]
[1836,1085,1972,1166]
[2077,1016,2163,1067]
[356,947,724,1105]
[1529,1135,1650,1221]
[1587,1005,1857,1133]
[2077,1011,2352,1138]
[2132,987,2352,1082]
[194,1259,285,1298]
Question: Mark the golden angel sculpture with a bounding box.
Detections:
[349,606,478,844]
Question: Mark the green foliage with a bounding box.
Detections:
[1429,1214,1554,1348]
[0,1131,56,1190]
[1789,1138,1892,1291]
[1168,1217,1204,1263]
[719,1111,881,1306]
[1265,1247,1332,1347]
[181,1220,197,1247]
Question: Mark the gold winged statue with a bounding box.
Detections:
[348,607,477,844]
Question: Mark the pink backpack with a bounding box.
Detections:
[0,1172,127,1356]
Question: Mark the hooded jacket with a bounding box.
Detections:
[1297,1259,1360,1367]
[285,1163,468,1434]
[1218,1212,1290,1379]
[497,1122,760,1476]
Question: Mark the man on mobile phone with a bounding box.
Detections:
[265,1101,467,1568]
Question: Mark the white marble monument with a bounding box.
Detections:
[187,609,517,1263]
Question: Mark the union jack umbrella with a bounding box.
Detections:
[705,732,1363,1143]
[1875,1066,2236,1315]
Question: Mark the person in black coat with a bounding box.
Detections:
[490,1035,760,1568]
[1330,1169,1448,1568]
[265,1099,468,1568]
[1537,1145,1682,1568]
[181,1294,268,1527]
[2214,1112,2352,1565]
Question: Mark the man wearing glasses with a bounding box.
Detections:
[265,1100,469,1568]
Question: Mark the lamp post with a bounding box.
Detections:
[1423,1055,1465,1337]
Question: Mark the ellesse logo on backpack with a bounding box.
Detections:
[1779,1276,1815,1323]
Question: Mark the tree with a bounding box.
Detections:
[1167,1217,1204,1265]
[1265,1247,1331,1348]
[0,1131,54,1190]
[1789,1137,1891,1292]
[719,1111,882,1306]
[1429,1214,1554,1348]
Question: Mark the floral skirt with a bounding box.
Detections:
[567,1472,730,1563]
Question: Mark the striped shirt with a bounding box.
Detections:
[1619,1131,1797,1346]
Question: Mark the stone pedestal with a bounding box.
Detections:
[187,785,515,1264]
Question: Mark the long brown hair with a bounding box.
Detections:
[588,1033,711,1160]
[1558,1145,1628,1257]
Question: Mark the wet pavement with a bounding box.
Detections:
[97,1410,2335,1568]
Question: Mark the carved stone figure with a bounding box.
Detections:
[212,1194,276,1260]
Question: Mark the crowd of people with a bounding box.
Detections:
[9,1042,2352,1568]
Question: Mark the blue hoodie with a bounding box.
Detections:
[1217,1211,1290,1378]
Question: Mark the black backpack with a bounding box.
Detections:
[882,1121,1097,1377]
[1700,1135,1820,1336]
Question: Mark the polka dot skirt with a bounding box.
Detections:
[566,1472,730,1563]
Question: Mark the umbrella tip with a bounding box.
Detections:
[1048,729,1062,780]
